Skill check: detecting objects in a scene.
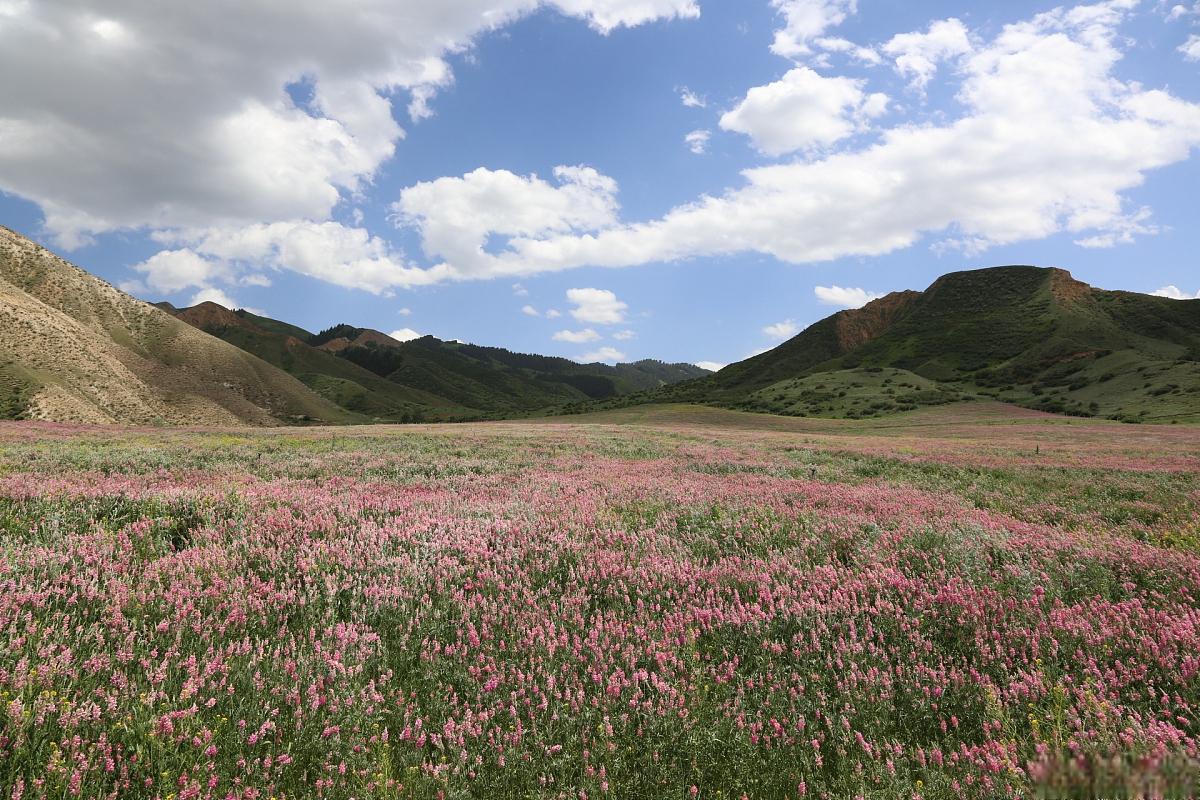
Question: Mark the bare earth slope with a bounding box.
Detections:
[0,226,354,425]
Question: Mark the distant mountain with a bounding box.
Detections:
[161,311,711,422]
[0,227,356,425]
[657,266,1200,422]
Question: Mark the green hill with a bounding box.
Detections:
[166,303,466,421]
[658,266,1200,422]
[164,309,711,421]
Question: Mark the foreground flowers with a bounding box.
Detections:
[0,410,1197,798]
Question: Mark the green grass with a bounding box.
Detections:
[0,362,40,420]
[738,367,965,418]
[644,267,1200,424]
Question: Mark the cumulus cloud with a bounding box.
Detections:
[125,1,1200,294]
[394,166,619,278]
[545,309,563,319]
[1151,285,1200,299]
[719,67,888,156]
[0,0,693,248]
[612,329,636,340]
[770,0,858,58]
[552,0,698,33]
[402,1,1200,279]
[567,288,627,324]
[397,307,412,316]
[763,319,801,339]
[685,130,712,154]
[694,360,726,371]
[577,346,626,363]
[388,327,423,342]
[521,304,541,317]
[133,249,228,294]
[189,287,244,309]
[814,285,883,308]
[150,221,447,295]
[553,328,602,343]
[883,18,974,90]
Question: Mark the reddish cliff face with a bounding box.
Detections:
[833,290,921,352]
[1049,267,1093,305]
[316,337,353,353]
[316,329,403,353]
[352,330,405,349]
[174,301,258,332]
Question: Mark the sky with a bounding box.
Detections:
[1,0,1199,371]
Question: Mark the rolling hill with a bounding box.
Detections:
[8,228,1190,426]
[161,308,711,421]
[0,226,358,425]
[657,266,1200,422]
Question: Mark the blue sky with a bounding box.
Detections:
[1,0,1199,370]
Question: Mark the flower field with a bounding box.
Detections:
[0,404,1198,799]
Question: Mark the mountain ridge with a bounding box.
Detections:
[0,226,357,425]
[4,227,1195,426]
[652,265,1200,422]
[159,305,711,422]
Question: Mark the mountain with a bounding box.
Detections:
[0,226,358,425]
[161,310,711,422]
[160,303,463,421]
[658,266,1200,422]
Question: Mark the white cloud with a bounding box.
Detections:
[719,67,888,156]
[521,304,541,316]
[567,287,627,324]
[612,329,636,340]
[128,1,1194,293]
[814,284,883,308]
[1165,3,1200,22]
[1073,206,1159,248]
[694,360,725,371]
[512,283,530,296]
[133,249,227,294]
[553,328,601,343]
[388,327,422,342]
[577,346,626,363]
[189,287,242,309]
[397,307,412,316]
[763,319,801,339]
[685,129,711,154]
[0,1,693,249]
[149,221,446,295]
[419,1,1200,278]
[679,87,707,108]
[1181,35,1200,61]
[770,0,857,58]
[883,18,973,90]
[394,165,619,277]
[1151,285,1200,299]
[814,36,882,65]
[545,308,563,319]
[551,0,698,33]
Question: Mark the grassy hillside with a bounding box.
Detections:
[0,227,355,426]
[649,266,1200,423]
[166,312,711,421]
[169,304,467,422]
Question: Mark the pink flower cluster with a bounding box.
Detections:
[0,421,1196,799]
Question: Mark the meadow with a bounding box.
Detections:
[0,402,1197,799]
